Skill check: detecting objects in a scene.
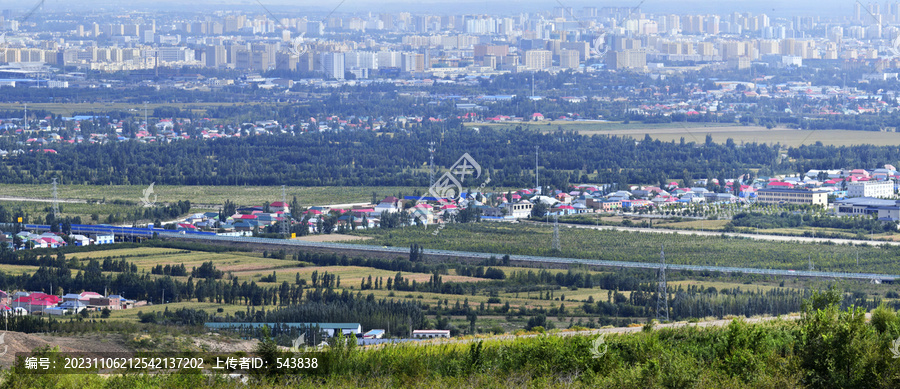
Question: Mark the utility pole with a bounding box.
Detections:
[51,178,59,219]
[657,245,669,322]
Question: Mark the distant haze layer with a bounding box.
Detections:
[28,0,852,17]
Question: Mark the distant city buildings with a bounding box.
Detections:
[756,189,828,206]
[847,180,895,198]
[0,2,893,78]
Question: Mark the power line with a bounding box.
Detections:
[51,177,59,219]
[552,214,560,251]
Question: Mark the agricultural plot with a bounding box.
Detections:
[467,120,739,133]
[67,247,188,260]
[0,200,175,224]
[467,121,900,147]
[0,102,245,116]
[0,184,422,207]
[0,264,43,276]
[103,301,281,322]
[352,223,900,274]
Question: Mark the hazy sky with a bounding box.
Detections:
[7,0,856,18]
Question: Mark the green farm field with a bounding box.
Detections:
[0,184,421,207]
[36,246,596,324]
[0,199,209,225]
[0,102,256,116]
[467,121,900,147]
[351,223,900,274]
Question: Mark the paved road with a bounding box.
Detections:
[0,196,86,204]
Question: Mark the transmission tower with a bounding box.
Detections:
[657,245,669,322]
[280,185,290,236]
[808,255,813,271]
[51,178,59,219]
[552,214,560,251]
[428,141,436,187]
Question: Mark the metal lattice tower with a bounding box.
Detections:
[51,177,59,218]
[280,185,290,236]
[808,255,813,271]
[428,141,436,187]
[552,214,560,251]
[657,246,669,322]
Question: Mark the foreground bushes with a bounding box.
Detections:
[5,289,900,388]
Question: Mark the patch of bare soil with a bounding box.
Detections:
[191,334,259,353]
[0,332,131,367]
[0,332,259,368]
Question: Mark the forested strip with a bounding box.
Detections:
[0,128,783,188]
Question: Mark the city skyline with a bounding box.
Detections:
[0,0,880,17]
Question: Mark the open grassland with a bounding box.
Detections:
[467,121,900,147]
[623,128,900,147]
[655,219,732,230]
[0,199,208,224]
[0,244,868,331]
[352,223,900,274]
[103,301,280,322]
[465,120,730,132]
[0,102,254,116]
[0,184,421,207]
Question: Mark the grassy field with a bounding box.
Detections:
[48,246,588,324]
[0,184,422,207]
[0,244,879,335]
[466,121,900,147]
[0,199,210,225]
[465,120,729,132]
[0,102,254,116]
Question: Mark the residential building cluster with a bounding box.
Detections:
[1,231,114,250]
[0,290,139,316]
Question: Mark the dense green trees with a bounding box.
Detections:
[0,127,783,188]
